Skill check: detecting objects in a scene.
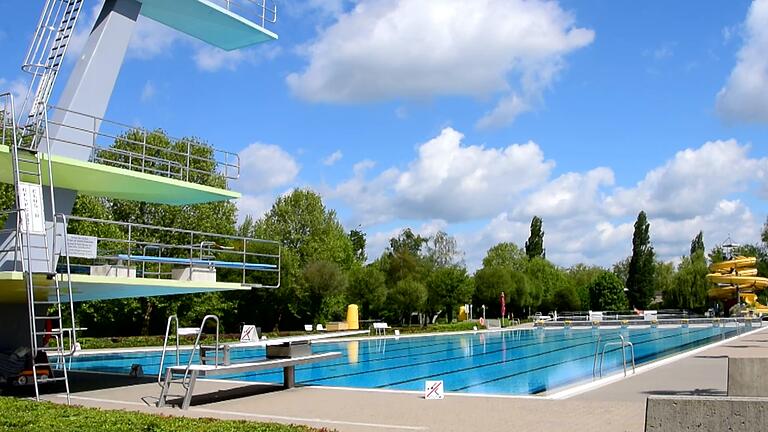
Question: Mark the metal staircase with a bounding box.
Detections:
[20,0,84,148]
[3,90,76,402]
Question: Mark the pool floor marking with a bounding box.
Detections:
[547,324,768,400]
[53,395,427,431]
[451,326,730,392]
[364,326,713,390]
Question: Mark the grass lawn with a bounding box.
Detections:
[0,397,328,432]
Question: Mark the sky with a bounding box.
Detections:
[1,0,767,270]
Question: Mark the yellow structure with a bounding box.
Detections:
[707,256,768,315]
[458,306,468,321]
[346,304,359,330]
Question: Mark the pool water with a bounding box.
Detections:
[70,326,740,395]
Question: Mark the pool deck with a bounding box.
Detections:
[28,325,768,432]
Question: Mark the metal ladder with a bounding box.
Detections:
[593,334,636,378]
[3,92,76,402]
[19,0,84,147]
[157,315,220,409]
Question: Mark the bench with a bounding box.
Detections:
[372,322,390,335]
[157,351,341,410]
[115,254,277,270]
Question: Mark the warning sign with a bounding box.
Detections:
[424,380,444,400]
[66,234,98,259]
[18,182,45,235]
[240,325,257,342]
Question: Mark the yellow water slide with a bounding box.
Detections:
[707,256,768,314]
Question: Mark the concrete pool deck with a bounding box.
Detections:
[28,325,768,432]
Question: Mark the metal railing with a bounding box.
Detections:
[216,0,277,29]
[595,335,636,378]
[51,214,281,288]
[43,105,240,182]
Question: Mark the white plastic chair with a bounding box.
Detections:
[316,323,326,331]
[304,324,313,332]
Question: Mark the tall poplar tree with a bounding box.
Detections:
[525,216,545,260]
[626,211,656,308]
[690,231,705,256]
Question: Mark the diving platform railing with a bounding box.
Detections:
[44,105,240,182]
[216,0,278,29]
[50,214,281,288]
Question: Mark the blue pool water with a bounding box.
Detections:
[70,326,740,395]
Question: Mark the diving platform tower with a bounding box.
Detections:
[0,0,280,400]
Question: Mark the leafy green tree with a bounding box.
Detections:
[690,231,705,256]
[762,217,768,246]
[481,242,527,272]
[626,211,655,308]
[379,228,429,285]
[667,252,709,310]
[426,266,473,322]
[387,278,427,324]
[612,257,631,286]
[426,231,464,268]
[525,258,569,312]
[300,260,348,323]
[550,285,581,312]
[525,216,545,259]
[473,267,512,316]
[389,228,427,256]
[349,228,367,264]
[347,265,387,319]
[655,261,675,306]
[588,271,629,311]
[0,184,13,225]
[566,264,603,311]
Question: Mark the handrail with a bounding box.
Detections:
[592,334,601,377]
[52,214,281,288]
[598,335,636,378]
[158,315,181,387]
[182,315,220,388]
[43,105,241,182]
[218,0,277,28]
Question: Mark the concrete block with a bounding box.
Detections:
[645,396,768,431]
[90,264,136,278]
[729,357,768,397]
[171,265,216,282]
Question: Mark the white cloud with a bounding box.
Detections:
[322,150,343,166]
[605,140,767,221]
[287,0,594,127]
[0,77,29,115]
[140,81,156,102]
[235,143,300,195]
[236,193,275,223]
[333,129,767,270]
[330,127,554,224]
[716,0,768,122]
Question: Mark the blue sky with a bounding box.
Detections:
[1,0,767,270]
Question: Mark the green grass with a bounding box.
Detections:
[0,397,328,432]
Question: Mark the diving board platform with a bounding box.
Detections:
[158,352,341,410]
[139,0,278,51]
[0,144,239,205]
[115,254,277,270]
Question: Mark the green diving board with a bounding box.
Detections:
[0,271,249,304]
[138,0,278,51]
[0,144,239,205]
[116,254,277,270]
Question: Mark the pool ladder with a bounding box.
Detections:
[592,335,636,378]
[156,314,220,407]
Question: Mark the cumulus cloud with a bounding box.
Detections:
[716,0,768,122]
[0,77,29,114]
[287,0,594,127]
[330,127,554,224]
[140,81,156,102]
[335,129,767,269]
[322,150,343,166]
[605,140,767,220]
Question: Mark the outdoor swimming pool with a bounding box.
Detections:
[69,325,745,395]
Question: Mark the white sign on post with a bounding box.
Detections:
[66,234,98,259]
[240,325,257,342]
[424,380,444,400]
[18,182,45,235]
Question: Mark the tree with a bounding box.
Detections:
[347,265,387,319]
[426,231,464,268]
[551,285,581,312]
[655,261,675,306]
[626,211,656,308]
[481,242,527,272]
[387,278,427,324]
[566,264,603,311]
[300,260,348,323]
[525,216,545,259]
[473,267,512,316]
[426,266,473,322]
[690,231,705,256]
[762,217,768,246]
[525,257,568,312]
[349,228,367,264]
[667,252,709,310]
[612,257,631,286]
[380,228,429,285]
[588,271,629,311]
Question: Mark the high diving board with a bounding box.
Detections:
[116,254,277,270]
[0,271,249,304]
[0,144,239,205]
[138,0,278,50]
